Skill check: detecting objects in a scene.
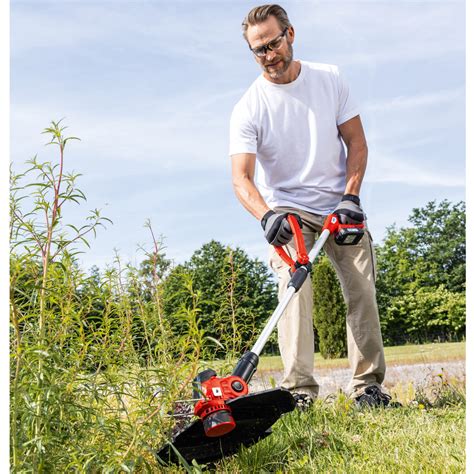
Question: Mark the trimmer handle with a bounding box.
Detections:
[250,212,366,361]
[273,214,309,273]
[273,213,365,272]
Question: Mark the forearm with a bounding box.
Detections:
[344,141,368,196]
[232,175,270,220]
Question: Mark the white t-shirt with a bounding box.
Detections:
[229,61,359,215]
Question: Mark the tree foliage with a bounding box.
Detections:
[161,240,278,358]
[375,200,465,344]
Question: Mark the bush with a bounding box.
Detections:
[382,286,465,344]
[312,256,347,358]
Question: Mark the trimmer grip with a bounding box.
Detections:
[231,351,259,383]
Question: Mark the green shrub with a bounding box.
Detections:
[312,255,347,359]
[382,285,465,343]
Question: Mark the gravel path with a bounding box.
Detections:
[249,360,465,397]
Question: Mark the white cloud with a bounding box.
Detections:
[361,88,464,183]
[365,88,464,112]
[10,84,245,173]
[365,152,464,187]
[10,1,247,70]
[293,1,464,66]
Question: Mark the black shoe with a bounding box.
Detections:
[354,385,393,408]
[292,393,314,411]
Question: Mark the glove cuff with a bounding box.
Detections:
[342,194,360,206]
[261,210,275,230]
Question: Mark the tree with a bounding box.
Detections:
[161,240,278,358]
[312,255,347,358]
[375,200,465,344]
[383,286,465,344]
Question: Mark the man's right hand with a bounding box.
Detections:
[261,211,302,246]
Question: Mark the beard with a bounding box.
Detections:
[262,42,293,80]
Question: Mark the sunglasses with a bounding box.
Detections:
[249,28,288,57]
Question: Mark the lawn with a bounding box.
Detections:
[257,341,465,372]
[163,389,465,473]
[220,400,465,473]
[160,341,465,472]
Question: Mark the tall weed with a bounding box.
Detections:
[10,122,206,471]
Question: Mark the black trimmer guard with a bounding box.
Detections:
[157,388,296,466]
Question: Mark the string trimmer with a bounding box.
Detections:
[157,213,364,465]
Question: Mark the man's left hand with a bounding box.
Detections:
[334,195,366,224]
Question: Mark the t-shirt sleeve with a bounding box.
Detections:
[335,68,359,126]
[229,100,257,156]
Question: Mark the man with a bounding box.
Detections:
[229,4,391,408]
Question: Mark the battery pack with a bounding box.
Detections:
[335,227,364,245]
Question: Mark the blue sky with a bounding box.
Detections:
[10,0,465,271]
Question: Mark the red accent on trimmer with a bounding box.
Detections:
[322,213,365,233]
[322,213,341,233]
[194,375,249,437]
[274,214,309,273]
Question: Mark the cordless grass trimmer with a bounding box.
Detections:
[157,213,364,465]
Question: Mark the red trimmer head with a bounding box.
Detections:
[192,369,248,437]
[191,351,260,437]
[157,388,296,465]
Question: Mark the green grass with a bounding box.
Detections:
[223,400,465,473]
[160,366,465,473]
[164,388,465,473]
[257,341,465,372]
[158,342,466,472]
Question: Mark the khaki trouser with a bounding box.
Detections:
[269,207,386,398]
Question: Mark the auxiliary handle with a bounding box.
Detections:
[273,214,309,272]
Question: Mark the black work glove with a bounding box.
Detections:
[334,194,366,224]
[261,211,303,246]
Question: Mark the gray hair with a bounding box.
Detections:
[242,4,292,41]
